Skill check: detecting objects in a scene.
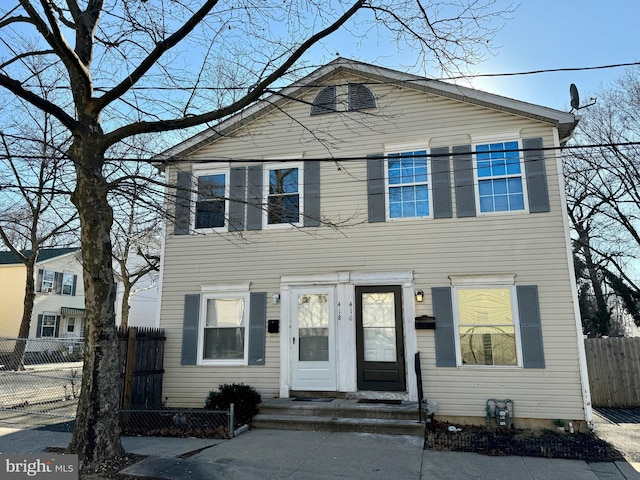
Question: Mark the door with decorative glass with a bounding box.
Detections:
[355,285,406,391]
[290,287,337,391]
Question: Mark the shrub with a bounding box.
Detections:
[205,383,261,428]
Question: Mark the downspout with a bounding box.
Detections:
[554,124,594,430]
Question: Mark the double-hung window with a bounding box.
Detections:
[41,314,58,337]
[194,170,228,231]
[265,163,302,226]
[453,285,519,366]
[475,141,525,213]
[41,270,54,292]
[199,289,250,364]
[62,273,74,295]
[386,150,430,219]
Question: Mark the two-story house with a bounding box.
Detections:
[155,58,592,428]
[0,248,85,340]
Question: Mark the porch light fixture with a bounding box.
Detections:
[271,293,280,305]
[415,290,424,302]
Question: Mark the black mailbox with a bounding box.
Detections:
[415,315,436,330]
[267,319,279,334]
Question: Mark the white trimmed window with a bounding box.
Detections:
[264,162,303,226]
[193,169,229,231]
[454,287,518,366]
[41,270,54,292]
[474,140,526,214]
[199,288,250,365]
[385,149,430,219]
[41,314,58,337]
[62,273,74,295]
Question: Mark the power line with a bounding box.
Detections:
[1,141,639,164]
[18,61,640,92]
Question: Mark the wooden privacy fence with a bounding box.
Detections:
[584,337,640,408]
[118,326,165,408]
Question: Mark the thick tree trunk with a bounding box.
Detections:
[6,260,37,371]
[67,139,124,467]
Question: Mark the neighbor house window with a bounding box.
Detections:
[67,317,75,333]
[62,273,74,295]
[41,270,54,292]
[194,171,228,230]
[475,141,525,213]
[266,163,302,225]
[200,292,249,364]
[387,150,430,219]
[41,314,57,337]
[455,287,518,366]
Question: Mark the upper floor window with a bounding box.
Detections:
[194,171,228,231]
[266,163,302,226]
[386,150,430,219]
[475,141,525,213]
[42,270,54,292]
[62,273,75,295]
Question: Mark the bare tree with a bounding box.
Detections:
[109,159,162,327]
[565,66,640,334]
[0,0,512,468]
[0,62,78,369]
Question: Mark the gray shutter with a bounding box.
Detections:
[174,170,191,235]
[248,292,267,365]
[517,285,545,368]
[228,167,246,232]
[431,147,452,219]
[310,86,336,115]
[523,137,550,213]
[72,275,77,296]
[53,272,63,294]
[432,287,457,367]
[304,161,321,227]
[367,153,385,223]
[348,84,376,111]
[181,294,200,365]
[36,269,43,292]
[246,165,263,230]
[54,316,61,337]
[453,145,476,217]
[36,314,43,338]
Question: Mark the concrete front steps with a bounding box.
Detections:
[253,397,425,436]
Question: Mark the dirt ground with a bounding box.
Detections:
[593,410,640,467]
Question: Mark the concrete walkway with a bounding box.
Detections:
[1,425,639,479]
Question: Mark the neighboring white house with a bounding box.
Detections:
[115,270,159,329]
[0,248,159,339]
[155,58,591,429]
[0,248,85,340]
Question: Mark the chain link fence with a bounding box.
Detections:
[0,337,83,424]
[0,336,237,439]
[120,406,234,439]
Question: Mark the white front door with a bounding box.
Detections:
[290,287,337,391]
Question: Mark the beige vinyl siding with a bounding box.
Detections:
[160,74,586,421]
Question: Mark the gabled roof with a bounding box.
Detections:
[155,57,579,162]
[0,247,80,265]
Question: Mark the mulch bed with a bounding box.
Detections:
[424,420,623,461]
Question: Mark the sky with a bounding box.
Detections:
[310,1,640,113]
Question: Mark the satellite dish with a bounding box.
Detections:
[570,84,580,110]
